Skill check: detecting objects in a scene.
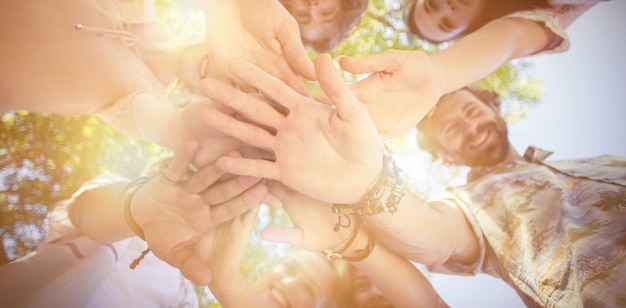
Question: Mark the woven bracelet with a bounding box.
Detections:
[323,219,376,262]
[121,176,151,269]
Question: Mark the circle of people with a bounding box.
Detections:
[2,0,624,307]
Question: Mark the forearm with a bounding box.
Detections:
[364,191,478,267]
[431,17,556,95]
[68,182,136,244]
[96,91,180,148]
[355,241,447,307]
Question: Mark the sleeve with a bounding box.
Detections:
[427,197,488,276]
[94,90,173,143]
[506,2,599,55]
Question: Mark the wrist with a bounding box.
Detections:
[122,177,151,240]
[323,218,375,263]
[332,146,405,216]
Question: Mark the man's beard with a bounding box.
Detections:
[462,119,510,167]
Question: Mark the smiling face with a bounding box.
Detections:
[429,89,510,167]
[257,252,339,307]
[285,0,343,48]
[409,0,488,43]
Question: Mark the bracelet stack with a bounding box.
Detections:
[331,146,405,217]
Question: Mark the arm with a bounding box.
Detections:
[354,243,449,308]
[364,195,479,267]
[260,183,447,307]
[198,53,479,266]
[430,17,557,96]
[335,17,556,139]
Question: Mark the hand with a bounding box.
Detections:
[202,0,315,95]
[338,49,444,139]
[131,140,272,285]
[199,53,384,204]
[169,100,274,169]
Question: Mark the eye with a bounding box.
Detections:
[466,106,477,117]
[293,10,311,23]
[320,8,338,21]
[444,122,459,137]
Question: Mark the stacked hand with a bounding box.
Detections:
[338,49,444,139]
[202,0,315,95]
[198,53,385,205]
[130,140,276,285]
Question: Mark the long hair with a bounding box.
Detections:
[408,0,553,44]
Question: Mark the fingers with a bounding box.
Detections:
[209,182,268,226]
[227,60,301,112]
[200,100,275,151]
[260,224,303,247]
[216,155,280,180]
[200,78,285,129]
[261,190,282,208]
[163,140,200,184]
[183,162,226,194]
[201,175,261,205]
[337,52,388,75]
[277,25,316,83]
[315,54,365,120]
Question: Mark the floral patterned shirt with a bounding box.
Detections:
[432,147,626,307]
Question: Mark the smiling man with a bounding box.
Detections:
[411,86,626,306]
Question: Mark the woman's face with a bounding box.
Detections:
[410,0,488,42]
[258,253,339,307]
[286,0,343,46]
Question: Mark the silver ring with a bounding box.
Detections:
[161,172,179,185]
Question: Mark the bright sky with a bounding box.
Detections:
[428,1,626,306]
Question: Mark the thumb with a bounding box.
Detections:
[337,53,389,75]
[315,53,366,120]
[279,31,316,82]
[261,225,303,247]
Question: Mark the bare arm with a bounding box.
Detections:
[355,243,449,308]
[431,17,557,95]
[364,194,479,267]
[336,17,556,139]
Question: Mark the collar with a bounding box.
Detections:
[522,146,554,163]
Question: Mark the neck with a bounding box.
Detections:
[502,144,523,162]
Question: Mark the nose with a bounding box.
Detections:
[463,118,478,136]
[440,0,456,14]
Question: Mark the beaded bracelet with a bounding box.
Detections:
[121,176,151,269]
[331,146,405,217]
